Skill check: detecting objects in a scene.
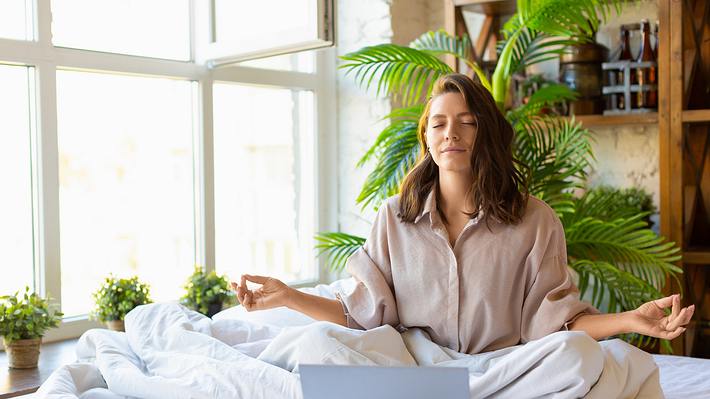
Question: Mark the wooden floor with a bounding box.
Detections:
[0,339,78,398]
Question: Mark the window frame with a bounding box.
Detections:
[0,0,338,344]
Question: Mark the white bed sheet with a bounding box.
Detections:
[35,278,710,398]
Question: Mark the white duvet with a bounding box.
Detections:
[34,279,706,399]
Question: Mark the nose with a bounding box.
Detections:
[444,124,459,141]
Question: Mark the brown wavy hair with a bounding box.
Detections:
[398,73,529,225]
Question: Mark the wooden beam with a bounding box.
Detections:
[682,109,710,122]
[444,0,458,71]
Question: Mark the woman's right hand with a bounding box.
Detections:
[230,274,293,312]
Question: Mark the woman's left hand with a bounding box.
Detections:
[630,294,695,339]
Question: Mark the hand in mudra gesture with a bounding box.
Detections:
[231,274,292,312]
[631,294,694,340]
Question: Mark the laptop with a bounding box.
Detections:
[300,364,470,399]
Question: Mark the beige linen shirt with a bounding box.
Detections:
[337,189,599,355]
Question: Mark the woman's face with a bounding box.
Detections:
[425,92,478,174]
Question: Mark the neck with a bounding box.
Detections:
[437,170,474,218]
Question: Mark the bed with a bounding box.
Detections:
[35,279,710,399]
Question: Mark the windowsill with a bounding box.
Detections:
[0,339,78,398]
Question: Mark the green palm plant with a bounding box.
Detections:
[317,0,681,349]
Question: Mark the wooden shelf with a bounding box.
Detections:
[0,339,77,398]
[684,250,710,265]
[567,112,658,128]
[455,0,515,15]
[682,109,710,123]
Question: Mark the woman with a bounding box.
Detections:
[232,73,693,393]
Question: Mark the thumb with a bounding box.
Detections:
[244,274,270,285]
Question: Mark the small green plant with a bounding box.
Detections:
[0,287,63,344]
[91,275,151,322]
[181,266,234,316]
[588,185,657,227]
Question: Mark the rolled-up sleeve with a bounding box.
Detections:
[520,217,599,342]
[336,205,399,330]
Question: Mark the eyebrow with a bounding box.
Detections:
[430,112,473,118]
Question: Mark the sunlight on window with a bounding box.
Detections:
[0,65,35,295]
[214,0,318,62]
[0,0,32,40]
[51,0,191,60]
[56,70,196,317]
[213,83,316,284]
[239,51,315,74]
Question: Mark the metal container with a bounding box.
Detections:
[559,42,609,115]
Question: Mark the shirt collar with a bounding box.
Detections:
[413,184,487,226]
[414,186,437,224]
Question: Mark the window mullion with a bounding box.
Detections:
[35,60,62,305]
[197,78,216,273]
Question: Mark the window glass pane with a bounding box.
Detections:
[57,70,195,317]
[239,51,315,74]
[213,83,316,284]
[0,65,35,295]
[51,0,190,60]
[0,0,32,40]
[214,0,320,59]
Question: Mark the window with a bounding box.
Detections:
[0,1,334,341]
[0,0,33,41]
[51,0,191,60]
[0,65,35,295]
[56,70,196,317]
[203,0,333,67]
[213,84,316,283]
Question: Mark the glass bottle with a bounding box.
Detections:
[617,26,635,110]
[636,19,657,109]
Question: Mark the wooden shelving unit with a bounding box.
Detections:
[447,0,710,357]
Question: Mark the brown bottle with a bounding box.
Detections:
[617,26,635,110]
[636,19,657,109]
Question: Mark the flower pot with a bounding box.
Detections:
[106,320,125,332]
[206,302,223,318]
[3,337,41,369]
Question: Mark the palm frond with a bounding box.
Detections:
[507,83,579,123]
[339,44,453,106]
[314,232,366,271]
[565,214,682,292]
[357,119,421,210]
[358,105,423,167]
[514,116,594,202]
[571,259,660,313]
[409,29,471,61]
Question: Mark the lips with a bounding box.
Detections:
[442,147,466,153]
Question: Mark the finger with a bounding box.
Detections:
[229,281,238,292]
[652,295,674,309]
[670,294,681,321]
[666,307,688,331]
[663,326,686,340]
[244,274,270,285]
[678,305,695,327]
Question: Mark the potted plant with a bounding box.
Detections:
[0,287,63,369]
[181,266,235,317]
[317,0,682,351]
[91,275,151,332]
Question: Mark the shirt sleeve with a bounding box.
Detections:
[336,204,399,330]
[520,215,599,343]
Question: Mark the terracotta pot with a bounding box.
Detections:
[4,337,41,369]
[106,320,125,332]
